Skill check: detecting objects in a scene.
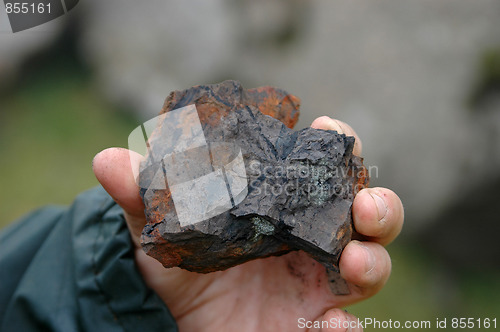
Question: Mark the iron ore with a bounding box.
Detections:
[140,80,369,273]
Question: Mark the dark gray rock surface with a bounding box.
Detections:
[140,81,369,273]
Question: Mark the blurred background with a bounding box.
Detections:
[1,0,499,329]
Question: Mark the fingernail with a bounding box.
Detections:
[332,119,345,134]
[357,241,376,273]
[370,191,387,223]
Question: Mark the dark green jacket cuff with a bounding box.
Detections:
[0,186,178,332]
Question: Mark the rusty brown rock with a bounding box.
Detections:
[139,80,368,273]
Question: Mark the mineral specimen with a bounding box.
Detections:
[139,80,368,274]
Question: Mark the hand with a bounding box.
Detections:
[92,116,404,332]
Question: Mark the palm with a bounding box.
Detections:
[137,249,349,332]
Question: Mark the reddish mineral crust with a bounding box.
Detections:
[139,80,369,273]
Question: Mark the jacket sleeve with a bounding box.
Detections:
[0,186,178,332]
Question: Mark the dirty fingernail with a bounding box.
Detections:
[358,242,376,273]
[370,192,387,222]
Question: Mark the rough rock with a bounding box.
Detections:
[139,80,368,273]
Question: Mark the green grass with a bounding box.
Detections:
[347,242,500,331]
[0,58,138,226]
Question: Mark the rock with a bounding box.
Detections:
[139,80,368,273]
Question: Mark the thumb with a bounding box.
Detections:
[92,147,146,247]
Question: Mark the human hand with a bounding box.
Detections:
[92,116,404,332]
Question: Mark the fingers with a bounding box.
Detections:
[311,116,362,156]
[311,116,404,245]
[339,240,391,299]
[319,308,363,331]
[329,188,400,305]
[310,116,401,307]
[352,187,404,246]
[92,147,146,246]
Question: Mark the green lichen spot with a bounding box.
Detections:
[308,163,334,206]
[251,216,275,241]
